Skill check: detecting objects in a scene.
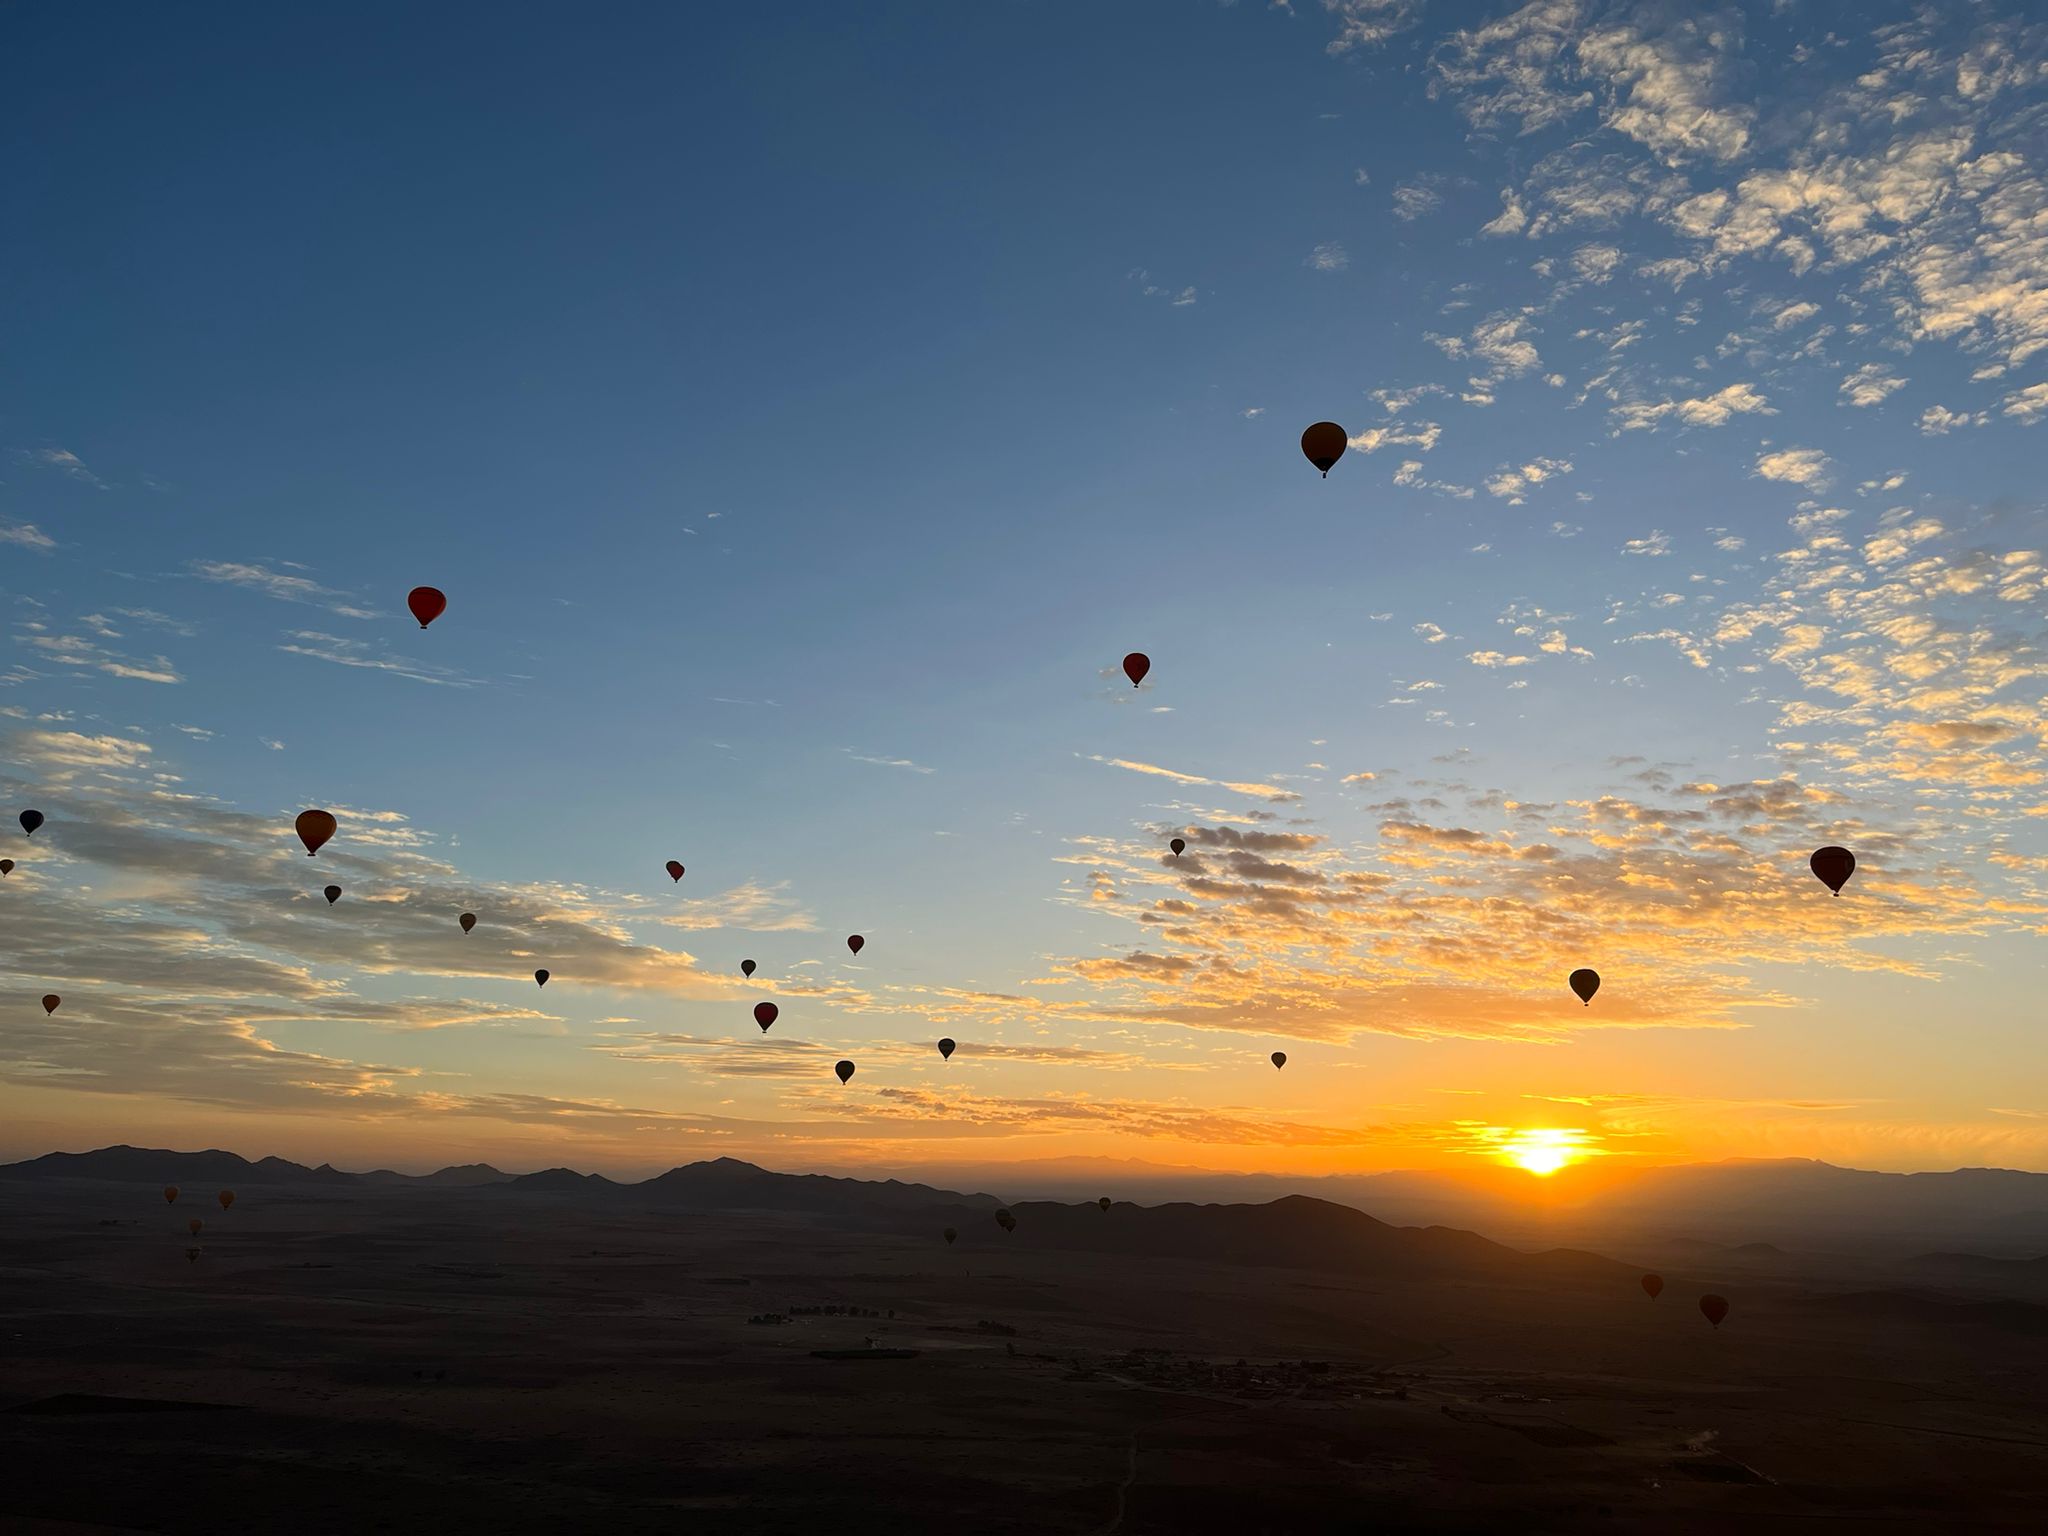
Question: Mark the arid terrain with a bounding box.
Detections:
[2,1160,2045,1533]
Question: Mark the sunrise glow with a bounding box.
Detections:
[1503,1130,1587,1178]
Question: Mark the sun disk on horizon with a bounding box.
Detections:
[1502,1128,1585,1177]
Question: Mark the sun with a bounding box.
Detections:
[1502,1128,1584,1177]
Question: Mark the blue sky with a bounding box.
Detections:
[5,1,2047,1178]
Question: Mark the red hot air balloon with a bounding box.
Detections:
[19,809,45,836]
[1699,1294,1729,1330]
[846,935,864,955]
[1810,846,1855,896]
[665,860,685,883]
[1121,652,1150,688]
[0,859,14,875]
[218,1191,235,1211]
[1641,1274,1664,1301]
[188,1218,203,1237]
[1169,838,1185,857]
[323,885,342,905]
[459,912,477,933]
[740,959,755,978]
[754,1002,778,1031]
[295,809,337,856]
[834,1059,855,1084]
[1569,968,1601,1006]
[1270,1051,1287,1070]
[164,1186,179,1205]
[406,586,448,629]
[533,969,550,987]
[937,1038,955,1060]
[1301,421,1348,477]
[41,994,60,1015]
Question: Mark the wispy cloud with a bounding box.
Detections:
[190,561,381,619]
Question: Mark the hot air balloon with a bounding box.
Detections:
[323,885,341,905]
[1699,1294,1729,1330]
[459,912,476,933]
[834,1060,855,1084]
[295,809,336,856]
[665,860,685,883]
[534,969,550,987]
[740,959,756,978]
[995,1209,1015,1233]
[164,1186,179,1205]
[754,1002,778,1031]
[218,1191,235,1211]
[1301,421,1348,477]
[19,809,44,836]
[0,859,13,875]
[943,1227,957,1245]
[937,1038,955,1060]
[1169,837,1185,857]
[846,935,865,955]
[40,994,58,1015]
[185,1245,202,1264]
[1121,652,1150,688]
[406,586,447,629]
[1810,845,1855,896]
[1569,968,1601,1006]
[1098,1197,1112,1212]
[187,1218,203,1237]
[1270,1051,1286,1070]
[1641,1274,1664,1301]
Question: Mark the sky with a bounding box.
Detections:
[4,0,2047,1182]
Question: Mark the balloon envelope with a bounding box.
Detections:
[937,1038,955,1060]
[1169,837,1185,856]
[846,934,864,955]
[533,969,550,987]
[323,885,341,904]
[740,959,755,977]
[754,1002,778,1031]
[1121,652,1150,688]
[1270,1051,1286,1070]
[1811,845,1856,895]
[218,1191,235,1211]
[1641,1274,1664,1301]
[295,809,337,856]
[1098,1197,1112,1212]
[943,1228,957,1245]
[0,859,13,875]
[665,860,685,882]
[1301,421,1348,476]
[1569,968,1601,1006]
[459,912,476,933]
[834,1059,855,1084]
[406,586,447,628]
[19,809,44,836]
[164,1186,178,1205]
[188,1218,203,1236]
[1700,1294,1729,1329]
[40,994,59,1015]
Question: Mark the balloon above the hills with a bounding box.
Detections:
[995,1208,1016,1233]
[1098,1197,1112,1212]
[406,586,447,629]
[218,1191,235,1211]
[459,912,476,933]
[1169,837,1185,857]
[1121,652,1150,688]
[937,1038,955,1060]
[754,1002,778,1032]
[323,885,341,905]
[1270,1051,1286,1070]
[1641,1274,1664,1301]
[740,959,756,978]
[40,994,59,1015]
[163,1186,178,1205]
[1810,845,1855,896]
[664,860,685,883]
[834,1059,856,1084]
[846,934,865,955]
[295,809,336,856]
[1569,968,1601,1006]
[943,1227,957,1245]
[1300,421,1348,476]
[1699,1294,1729,1329]
[533,969,550,987]
[19,809,44,837]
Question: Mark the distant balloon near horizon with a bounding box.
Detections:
[1569,968,1601,1006]
[937,1038,955,1060]
[19,809,44,837]
[995,1208,1016,1233]
[943,1227,957,1245]
[740,959,756,978]
[459,912,476,933]
[834,1059,855,1084]
[163,1186,178,1205]
[665,860,685,882]
[846,934,864,955]
[1300,421,1348,476]
[1641,1274,1664,1301]
[1270,1051,1286,1070]
[1811,845,1856,896]
[294,809,336,856]
[754,1002,778,1032]
[1169,837,1185,857]
[1098,1197,1112,1212]
[323,884,341,905]
[218,1191,235,1211]
[0,858,13,875]
[1121,652,1150,688]
[533,969,550,987]
[40,994,59,1015]
[406,586,447,629]
[1700,1294,1730,1329]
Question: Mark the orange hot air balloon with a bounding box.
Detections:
[323,885,342,905]
[1810,845,1855,896]
[846,934,864,955]
[1699,1294,1729,1330]
[740,959,755,978]
[754,1002,778,1031]
[943,1227,957,1245]
[664,860,685,883]
[459,912,477,933]
[0,858,13,875]
[937,1038,955,1060]
[533,969,550,987]
[295,809,337,856]
[1641,1274,1664,1301]
[188,1218,203,1237]
[1270,1051,1286,1070]
[1121,652,1150,688]
[1169,838,1185,857]
[1301,421,1348,477]
[218,1191,235,1211]
[1569,968,1600,1006]
[40,994,59,1015]
[163,1186,179,1205]
[406,586,447,629]
[1098,1197,1112,1212]
[834,1059,855,1084]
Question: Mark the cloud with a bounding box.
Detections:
[0,523,56,551]
[844,749,935,775]
[1919,404,1985,434]
[21,447,106,488]
[1611,381,1773,431]
[1484,456,1573,502]
[1306,241,1350,272]
[190,561,381,619]
[1392,460,1475,498]
[2002,382,2048,422]
[277,631,481,687]
[1323,0,1426,56]
[1347,421,1441,454]
[1084,756,1301,803]
[1391,178,1445,221]
[1754,447,1832,488]
[1838,365,1907,408]
[1622,531,1671,557]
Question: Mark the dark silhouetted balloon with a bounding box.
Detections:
[754,1002,778,1031]
[1569,968,1601,1006]
[846,934,864,955]
[164,1186,178,1205]
[323,885,341,905]
[995,1209,1016,1232]
[188,1218,203,1237]
[40,994,59,1015]
[943,1227,957,1245]
[534,969,550,987]
[407,586,447,629]
[1122,652,1150,688]
[459,912,476,933]
[1301,421,1348,477]
[834,1059,855,1084]
[1098,1197,1112,1212]
[295,809,337,856]
[186,1245,201,1264]
[1271,1051,1286,1070]
[1699,1294,1729,1329]
[0,859,13,875]
[1641,1274,1664,1301]
[1810,845,1855,896]
[19,809,44,837]
[937,1038,955,1060]
[1169,837,1185,857]
[665,860,685,883]
[740,959,756,978]
[218,1191,235,1211]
